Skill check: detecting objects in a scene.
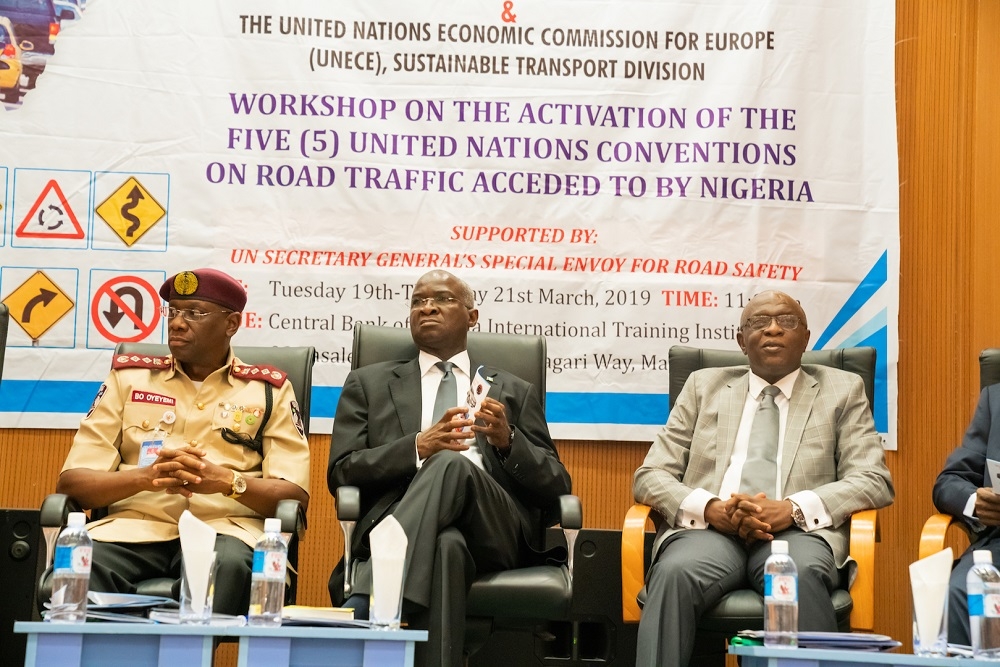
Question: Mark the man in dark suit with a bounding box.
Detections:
[934,383,1000,645]
[327,269,572,667]
[633,290,894,667]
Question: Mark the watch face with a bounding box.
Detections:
[234,473,247,493]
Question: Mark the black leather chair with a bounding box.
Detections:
[919,347,1000,559]
[334,323,583,660]
[621,345,881,665]
[38,343,314,609]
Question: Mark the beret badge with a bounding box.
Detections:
[173,271,199,296]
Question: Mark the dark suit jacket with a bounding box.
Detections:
[934,384,1000,542]
[327,356,571,563]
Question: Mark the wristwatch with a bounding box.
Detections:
[227,470,247,499]
[789,499,807,530]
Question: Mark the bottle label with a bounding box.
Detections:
[252,550,287,580]
[970,593,985,617]
[54,544,92,575]
[985,593,1000,618]
[764,573,797,602]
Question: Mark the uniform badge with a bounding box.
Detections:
[85,384,107,419]
[290,400,305,437]
[173,271,199,296]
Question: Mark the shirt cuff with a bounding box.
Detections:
[676,488,716,529]
[414,433,425,470]
[964,492,978,519]
[786,490,832,531]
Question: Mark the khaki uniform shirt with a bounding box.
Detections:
[63,350,310,548]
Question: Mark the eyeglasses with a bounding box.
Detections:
[161,306,233,322]
[742,314,803,331]
[410,295,468,309]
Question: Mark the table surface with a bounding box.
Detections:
[15,621,428,641]
[730,645,967,666]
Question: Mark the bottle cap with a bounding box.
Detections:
[974,550,993,565]
[771,540,789,554]
[264,518,281,533]
[67,512,87,528]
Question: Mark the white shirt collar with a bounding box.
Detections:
[418,349,471,378]
[747,367,800,401]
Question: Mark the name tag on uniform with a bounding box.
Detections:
[139,439,164,468]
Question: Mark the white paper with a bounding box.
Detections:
[461,367,492,434]
[179,510,216,614]
[369,515,407,628]
[909,547,952,648]
[987,459,1000,490]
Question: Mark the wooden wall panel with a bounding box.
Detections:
[3,0,999,655]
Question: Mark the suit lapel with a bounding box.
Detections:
[388,358,422,435]
[715,373,748,488]
[780,368,819,488]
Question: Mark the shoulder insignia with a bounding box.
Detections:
[112,354,172,371]
[231,362,287,388]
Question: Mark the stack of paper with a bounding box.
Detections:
[281,605,370,628]
[735,631,901,651]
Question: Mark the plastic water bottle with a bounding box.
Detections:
[968,550,1000,659]
[764,540,798,647]
[248,517,287,626]
[47,512,92,623]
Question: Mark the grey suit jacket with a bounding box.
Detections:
[633,364,894,565]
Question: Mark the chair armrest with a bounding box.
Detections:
[557,495,582,584]
[336,486,361,598]
[40,494,83,570]
[275,499,306,543]
[336,486,361,521]
[918,512,971,561]
[848,509,878,631]
[622,503,655,623]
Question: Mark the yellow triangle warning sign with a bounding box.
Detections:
[15,180,85,239]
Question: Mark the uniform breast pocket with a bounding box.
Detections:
[212,402,266,456]
[122,404,173,464]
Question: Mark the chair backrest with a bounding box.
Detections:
[351,324,547,409]
[114,343,315,433]
[668,345,877,410]
[981,348,1000,390]
[0,303,8,383]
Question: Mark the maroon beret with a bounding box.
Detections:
[159,268,247,312]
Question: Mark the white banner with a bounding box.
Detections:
[0,0,899,445]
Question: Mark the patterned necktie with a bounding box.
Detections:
[739,385,781,495]
[432,361,457,423]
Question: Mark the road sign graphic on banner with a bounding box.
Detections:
[2,270,76,341]
[15,180,86,239]
[91,275,161,343]
[95,177,167,247]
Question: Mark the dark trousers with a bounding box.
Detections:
[90,534,254,615]
[351,451,526,667]
[636,528,838,667]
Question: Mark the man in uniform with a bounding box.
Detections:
[327,269,571,667]
[57,268,310,614]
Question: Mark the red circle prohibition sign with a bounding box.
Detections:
[91,275,161,343]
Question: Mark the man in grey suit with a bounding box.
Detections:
[633,290,894,667]
[327,270,571,667]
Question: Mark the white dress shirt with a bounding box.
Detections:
[415,349,484,470]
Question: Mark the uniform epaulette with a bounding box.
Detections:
[231,362,287,388]
[111,354,172,371]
